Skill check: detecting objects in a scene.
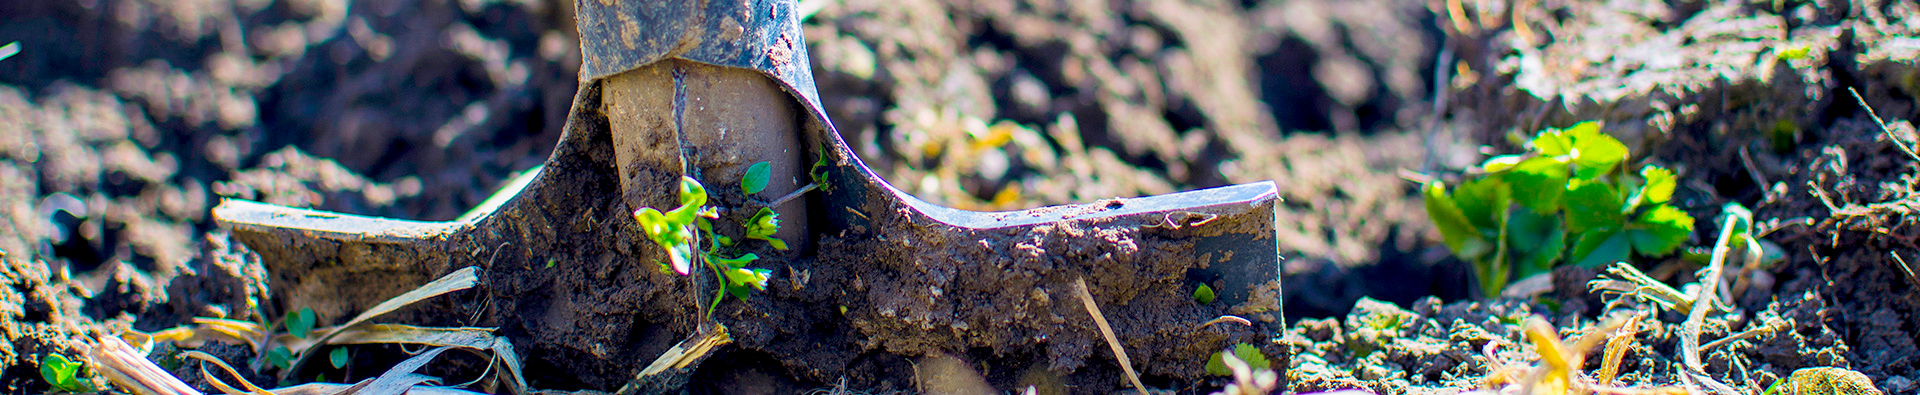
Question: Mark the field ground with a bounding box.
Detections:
[1,0,1917,393]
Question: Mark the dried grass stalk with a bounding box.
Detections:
[1074,277,1148,395]
[85,334,205,395]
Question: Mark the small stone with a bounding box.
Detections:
[1884,375,1914,392]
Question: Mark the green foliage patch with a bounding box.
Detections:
[1424,122,1695,298]
[633,166,785,319]
[1205,343,1271,376]
[40,353,95,393]
[1193,283,1216,305]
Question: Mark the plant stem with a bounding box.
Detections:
[770,182,817,207]
[1487,206,1513,299]
[707,260,725,322]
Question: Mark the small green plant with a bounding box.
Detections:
[633,165,784,318]
[40,353,96,393]
[1205,343,1271,376]
[1193,283,1216,305]
[286,307,316,338]
[329,347,349,369]
[809,146,832,192]
[745,208,787,250]
[1425,122,1695,298]
[264,307,318,371]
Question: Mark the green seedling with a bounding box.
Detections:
[267,346,295,371]
[634,176,715,276]
[810,147,832,192]
[330,347,349,369]
[40,353,96,393]
[746,208,787,250]
[633,166,784,319]
[1193,284,1216,305]
[287,307,316,339]
[1425,122,1695,298]
[257,306,317,372]
[1205,343,1271,376]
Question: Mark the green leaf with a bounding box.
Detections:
[1532,130,1576,157]
[1565,122,1627,169]
[288,307,316,339]
[1423,182,1479,254]
[678,176,708,208]
[666,242,695,276]
[727,283,751,301]
[268,346,294,371]
[1453,178,1510,231]
[1504,207,1557,252]
[1205,351,1231,376]
[41,354,79,392]
[1232,343,1271,371]
[1507,207,1565,275]
[1460,238,1495,262]
[1563,179,1625,233]
[1505,157,1570,213]
[1480,154,1527,173]
[1629,205,1694,256]
[634,208,672,241]
[1193,284,1216,305]
[1637,165,1677,205]
[330,347,349,369]
[725,267,772,290]
[748,268,772,290]
[810,148,832,185]
[742,162,772,195]
[711,253,760,269]
[1570,230,1631,267]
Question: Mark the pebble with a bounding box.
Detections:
[1884,375,1914,392]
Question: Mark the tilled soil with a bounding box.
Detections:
[3,0,1917,393]
[1355,0,1920,392]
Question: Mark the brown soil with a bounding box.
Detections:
[4,0,1918,393]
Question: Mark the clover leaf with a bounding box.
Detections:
[287,307,316,339]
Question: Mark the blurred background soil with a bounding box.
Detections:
[2,0,1918,392]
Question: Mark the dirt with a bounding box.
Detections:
[1390,0,1920,391]
[4,0,1919,393]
